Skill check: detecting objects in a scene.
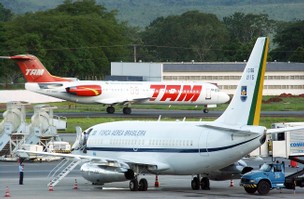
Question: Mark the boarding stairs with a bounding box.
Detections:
[47,158,82,187]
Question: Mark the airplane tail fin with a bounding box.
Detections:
[1,54,71,82]
[215,37,269,126]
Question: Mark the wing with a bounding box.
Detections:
[17,149,169,172]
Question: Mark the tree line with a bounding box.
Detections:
[0,0,303,84]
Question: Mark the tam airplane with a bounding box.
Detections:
[1,55,229,114]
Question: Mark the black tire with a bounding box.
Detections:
[123,107,132,115]
[257,180,270,195]
[244,187,257,194]
[201,177,210,190]
[191,177,200,190]
[203,109,209,113]
[106,106,115,114]
[138,178,148,191]
[129,179,139,191]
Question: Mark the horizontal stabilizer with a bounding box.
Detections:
[200,123,266,135]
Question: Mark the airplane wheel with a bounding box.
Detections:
[201,177,210,190]
[138,178,148,191]
[129,179,139,191]
[191,177,200,190]
[123,107,132,115]
[257,180,270,195]
[203,109,209,113]
[106,106,115,114]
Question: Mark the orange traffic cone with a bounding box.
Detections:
[4,186,11,197]
[154,175,160,187]
[73,179,78,190]
[229,180,234,187]
[49,181,54,191]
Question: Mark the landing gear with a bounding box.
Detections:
[191,177,200,190]
[129,179,139,191]
[106,106,132,114]
[191,175,210,190]
[106,106,115,114]
[129,178,148,191]
[203,108,209,113]
[201,177,210,190]
[123,107,132,115]
[139,178,148,191]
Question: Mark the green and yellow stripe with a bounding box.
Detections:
[247,37,269,125]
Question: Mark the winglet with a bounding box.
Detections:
[3,54,72,82]
[215,37,269,126]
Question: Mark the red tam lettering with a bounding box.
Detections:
[150,84,165,101]
[160,85,181,101]
[177,85,202,102]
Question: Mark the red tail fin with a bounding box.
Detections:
[9,54,71,82]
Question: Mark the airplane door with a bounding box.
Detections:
[205,88,211,100]
[199,131,209,156]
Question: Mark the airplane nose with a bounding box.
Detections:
[220,92,230,103]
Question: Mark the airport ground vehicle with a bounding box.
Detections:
[240,160,304,195]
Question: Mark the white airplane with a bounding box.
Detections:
[0,55,229,114]
[17,37,303,191]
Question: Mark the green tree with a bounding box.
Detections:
[223,12,275,61]
[140,11,229,62]
[1,0,134,82]
[270,20,304,62]
[0,3,13,22]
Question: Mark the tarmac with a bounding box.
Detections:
[1,158,303,199]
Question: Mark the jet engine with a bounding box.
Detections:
[207,160,253,181]
[66,85,102,96]
[80,162,133,185]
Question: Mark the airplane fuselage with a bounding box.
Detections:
[25,81,229,106]
[83,121,266,175]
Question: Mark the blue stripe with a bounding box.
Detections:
[86,136,259,154]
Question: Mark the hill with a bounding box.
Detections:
[1,0,304,27]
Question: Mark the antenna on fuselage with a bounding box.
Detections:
[157,115,162,121]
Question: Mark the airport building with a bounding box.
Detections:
[110,62,304,96]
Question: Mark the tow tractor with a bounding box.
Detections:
[240,159,304,195]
